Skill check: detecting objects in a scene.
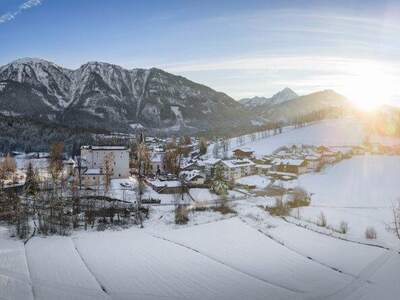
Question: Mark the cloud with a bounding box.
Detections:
[19,0,43,10]
[0,12,17,24]
[0,0,43,24]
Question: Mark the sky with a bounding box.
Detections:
[0,0,400,107]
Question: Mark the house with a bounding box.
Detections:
[305,155,321,171]
[149,151,165,175]
[197,158,221,179]
[217,159,256,181]
[255,164,273,175]
[146,178,187,194]
[80,145,130,184]
[273,158,308,175]
[233,149,255,159]
[180,170,206,185]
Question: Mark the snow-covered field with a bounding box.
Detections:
[293,155,400,248]
[73,227,297,300]
[235,175,270,189]
[206,118,400,158]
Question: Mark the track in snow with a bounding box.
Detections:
[148,232,305,294]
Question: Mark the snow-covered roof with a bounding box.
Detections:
[272,158,306,166]
[150,152,164,163]
[221,159,255,168]
[148,179,182,188]
[180,170,205,181]
[81,145,127,151]
[197,158,221,166]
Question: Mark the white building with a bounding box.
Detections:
[217,159,256,181]
[80,146,130,184]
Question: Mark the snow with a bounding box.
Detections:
[230,118,366,158]
[264,217,386,276]
[189,188,220,202]
[25,237,108,300]
[298,155,400,207]
[129,123,144,130]
[160,218,351,298]
[236,175,270,189]
[294,155,400,248]
[0,230,33,300]
[73,228,295,300]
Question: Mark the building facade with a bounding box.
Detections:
[80,146,130,183]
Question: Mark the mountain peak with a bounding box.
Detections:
[239,87,298,108]
[270,87,298,102]
[10,57,54,65]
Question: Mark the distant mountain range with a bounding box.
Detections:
[239,87,298,108]
[239,88,349,122]
[0,58,253,134]
[0,58,351,138]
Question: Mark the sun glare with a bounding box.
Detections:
[342,62,395,111]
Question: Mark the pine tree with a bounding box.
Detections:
[25,161,38,196]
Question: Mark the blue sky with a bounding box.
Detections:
[0,0,399,106]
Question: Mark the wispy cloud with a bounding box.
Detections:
[0,0,43,24]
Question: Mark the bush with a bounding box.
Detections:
[266,198,290,216]
[175,205,189,225]
[317,212,327,227]
[288,187,311,208]
[365,227,377,239]
[339,221,349,234]
[213,195,236,215]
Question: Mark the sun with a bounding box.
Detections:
[341,61,395,111]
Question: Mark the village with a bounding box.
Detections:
[1,120,400,239]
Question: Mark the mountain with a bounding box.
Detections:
[261,89,349,122]
[0,58,253,133]
[239,87,298,108]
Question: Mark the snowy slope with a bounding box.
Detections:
[25,237,108,300]
[225,118,365,158]
[264,217,386,276]
[160,217,351,298]
[74,228,296,300]
[294,155,400,248]
[0,232,34,300]
[298,155,400,207]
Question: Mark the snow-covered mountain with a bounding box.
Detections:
[0,58,252,133]
[262,89,349,122]
[239,87,298,108]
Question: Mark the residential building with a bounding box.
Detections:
[217,159,256,181]
[80,146,129,184]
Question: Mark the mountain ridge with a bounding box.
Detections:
[0,58,253,133]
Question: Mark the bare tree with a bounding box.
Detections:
[2,153,16,174]
[103,152,115,195]
[199,137,208,155]
[48,142,64,186]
